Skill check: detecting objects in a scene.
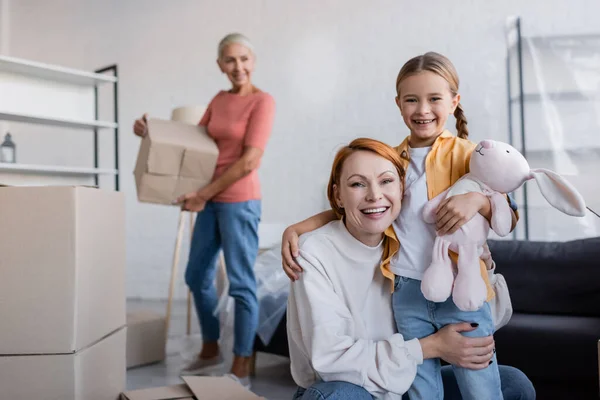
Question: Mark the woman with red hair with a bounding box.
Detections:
[287,138,501,399]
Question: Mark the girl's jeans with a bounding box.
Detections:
[392,276,502,400]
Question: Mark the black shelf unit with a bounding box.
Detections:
[94,64,119,191]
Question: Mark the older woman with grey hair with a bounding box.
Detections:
[133,33,275,388]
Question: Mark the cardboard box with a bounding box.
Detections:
[134,118,219,205]
[0,186,126,355]
[0,327,126,400]
[121,376,265,400]
[127,310,167,369]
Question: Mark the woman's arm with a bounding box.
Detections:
[288,251,422,396]
[195,146,263,201]
[198,103,212,127]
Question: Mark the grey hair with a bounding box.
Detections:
[218,33,254,59]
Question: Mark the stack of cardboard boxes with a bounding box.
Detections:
[0,114,263,398]
[0,186,127,399]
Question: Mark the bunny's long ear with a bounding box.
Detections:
[529,168,586,216]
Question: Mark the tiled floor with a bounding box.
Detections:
[126,299,297,399]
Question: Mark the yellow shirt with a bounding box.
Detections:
[380,131,516,300]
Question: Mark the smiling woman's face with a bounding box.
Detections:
[334,150,403,246]
[218,43,255,89]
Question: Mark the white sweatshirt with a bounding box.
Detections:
[287,220,423,399]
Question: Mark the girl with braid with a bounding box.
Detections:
[282,52,521,400]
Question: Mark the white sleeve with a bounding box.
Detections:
[486,260,513,331]
[289,251,423,397]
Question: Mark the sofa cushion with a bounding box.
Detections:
[488,237,600,317]
[495,312,600,381]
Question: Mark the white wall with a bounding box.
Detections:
[0,0,8,54]
[0,0,10,137]
[5,0,600,299]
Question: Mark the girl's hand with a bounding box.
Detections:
[281,227,302,281]
[435,192,490,235]
[420,322,495,370]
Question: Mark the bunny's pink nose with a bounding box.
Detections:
[480,140,495,149]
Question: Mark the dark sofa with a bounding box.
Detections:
[488,237,600,399]
[254,237,600,399]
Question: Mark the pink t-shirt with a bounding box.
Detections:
[199,90,275,203]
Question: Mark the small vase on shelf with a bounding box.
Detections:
[0,133,16,163]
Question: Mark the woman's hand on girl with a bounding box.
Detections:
[420,322,495,370]
[435,192,490,235]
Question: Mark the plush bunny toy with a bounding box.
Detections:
[421,139,586,312]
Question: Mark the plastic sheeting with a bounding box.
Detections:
[255,248,290,346]
[506,18,600,241]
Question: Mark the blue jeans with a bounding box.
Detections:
[184,200,261,357]
[392,276,502,400]
[292,366,535,399]
[293,381,372,400]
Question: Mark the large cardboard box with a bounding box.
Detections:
[134,118,219,205]
[0,186,126,354]
[121,376,265,400]
[0,327,126,400]
[126,310,167,369]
